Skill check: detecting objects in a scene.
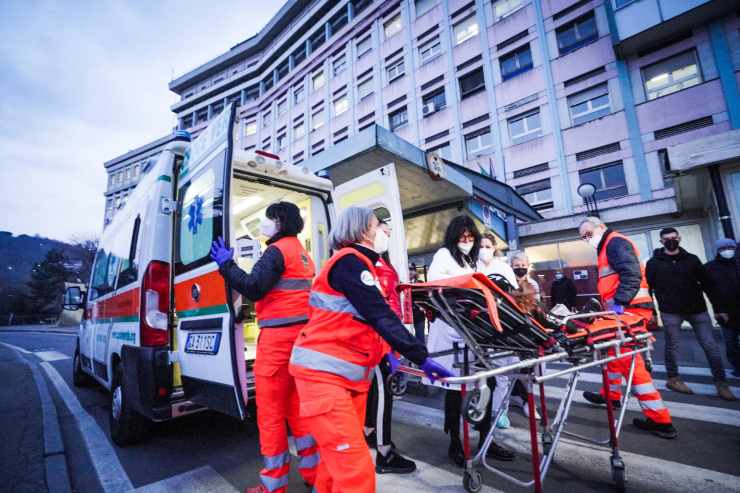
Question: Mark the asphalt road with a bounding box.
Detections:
[1,327,739,493]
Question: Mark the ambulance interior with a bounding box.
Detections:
[228,176,330,365]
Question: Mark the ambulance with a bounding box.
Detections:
[64,104,409,445]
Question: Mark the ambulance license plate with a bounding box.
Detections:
[185,332,221,355]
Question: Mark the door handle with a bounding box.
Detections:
[191,283,201,302]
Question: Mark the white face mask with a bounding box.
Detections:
[458,241,474,255]
[719,249,736,260]
[259,218,278,238]
[588,231,603,250]
[478,248,494,263]
[373,228,390,254]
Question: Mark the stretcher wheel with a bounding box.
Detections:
[463,469,483,493]
[611,455,626,492]
[542,431,553,456]
[387,373,407,396]
[462,388,486,424]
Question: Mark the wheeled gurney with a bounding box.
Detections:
[396,273,654,493]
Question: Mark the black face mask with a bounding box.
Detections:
[664,239,679,252]
[513,267,528,278]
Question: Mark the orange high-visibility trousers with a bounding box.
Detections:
[255,330,319,492]
[294,378,375,493]
[600,350,672,424]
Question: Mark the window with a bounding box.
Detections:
[276,134,287,151]
[358,77,374,100]
[459,68,485,98]
[465,130,493,158]
[89,248,112,301]
[389,107,408,131]
[422,88,446,114]
[568,83,610,125]
[556,12,597,55]
[293,46,307,67]
[330,9,349,33]
[384,14,403,38]
[294,85,305,104]
[117,216,141,287]
[508,109,542,144]
[277,99,287,116]
[177,163,223,271]
[430,142,452,160]
[614,0,635,7]
[516,179,552,209]
[310,29,326,52]
[312,71,325,91]
[133,164,139,177]
[454,15,479,45]
[356,36,372,58]
[419,37,441,64]
[579,162,628,200]
[642,50,701,101]
[262,111,271,128]
[312,109,325,131]
[333,54,347,77]
[386,58,405,82]
[245,121,257,136]
[500,45,533,80]
[293,121,305,139]
[334,95,349,116]
[493,0,523,20]
[416,0,436,17]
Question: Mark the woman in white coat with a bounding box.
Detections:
[427,216,515,466]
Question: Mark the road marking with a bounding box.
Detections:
[394,401,740,492]
[549,362,740,382]
[131,466,238,493]
[0,341,32,354]
[35,350,71,362]
[41,362,133,493]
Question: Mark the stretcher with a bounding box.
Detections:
[397,273,654,493]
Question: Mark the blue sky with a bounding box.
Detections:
[0,0,282,242]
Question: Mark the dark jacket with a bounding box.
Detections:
[550,277,577,309]
[598,229,642,306]
[645,247,706,314]
[219,245,285,302]
[704,253,740,326]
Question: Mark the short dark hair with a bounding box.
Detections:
[659,227,678,238]
[443,215,481,268]
[266,201,304,238]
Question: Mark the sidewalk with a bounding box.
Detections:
[0,324,78,336]
[651,325,734,370]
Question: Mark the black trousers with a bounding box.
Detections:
[365,355,393,447]
[444,377,496,447]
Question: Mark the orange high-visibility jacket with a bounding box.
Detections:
[290,247,387,392]
[255,237,315,329]
[597,231,654,320]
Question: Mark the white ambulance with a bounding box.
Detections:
[64,104,409,445]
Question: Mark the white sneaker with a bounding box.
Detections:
[521,402,541,420]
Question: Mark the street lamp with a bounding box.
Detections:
[577,182,600,217]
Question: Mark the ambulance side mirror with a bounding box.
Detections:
[63,286,86,311]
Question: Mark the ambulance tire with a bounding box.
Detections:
[72,344,92,388]
[110,364,150,446]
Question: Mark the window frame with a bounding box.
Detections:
[459,68,486,99]
[384,13,403,39]
[578,162,628,201]
[516,179,553,207]
[422,88,447,114]
[556,12,598,55]
[293,84,305,104]
[568,83,611,126]
[464,129,493,159]
[500,44,533,81]
[356,35,372,59]
[245,121,257,136]
[453,15,480,46]
[293,121,305,140]
[389,106,409,131]
[386,58,405,83]
[312,108,325,131]
[312,70,325,91]
[358,77,374,100]
[508,109,543,144]
[333,54,347,77]
[641,49,702,101]
[333,95,349,116]
[418,37,442,64]
[493,0,524,21]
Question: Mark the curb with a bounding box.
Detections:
[0,329,77,336]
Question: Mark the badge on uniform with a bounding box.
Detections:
[360,270,375,287]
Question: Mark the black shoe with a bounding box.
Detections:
[448,437,465,468]
[365,430,376,448]
[376,448,417,474]
[633,417,677,439]
[482,440,515,461]
[583,391,621,409]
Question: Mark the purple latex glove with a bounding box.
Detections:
[385,352,401,374]
[210,237,234,267]
[606,301,624,315]
[420,358,453,383]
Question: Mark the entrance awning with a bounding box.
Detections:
[667,128,740,172]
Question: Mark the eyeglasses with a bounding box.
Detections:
[458,233,475,241]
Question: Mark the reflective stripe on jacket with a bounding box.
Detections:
[255,237,315,329]
[290,247,387,391]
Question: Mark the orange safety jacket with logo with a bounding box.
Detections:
[254,236,315,329]
[597,230,654,321]
[290,247,389,392]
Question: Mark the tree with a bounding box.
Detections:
[26,249,69,319]
[69,236,99,283]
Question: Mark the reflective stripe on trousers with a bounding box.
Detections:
[295,433,321,470]
[291,346,372,382]
[261,451,290,492]
[601,352,671,424]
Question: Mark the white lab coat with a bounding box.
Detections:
[426,247,475,381]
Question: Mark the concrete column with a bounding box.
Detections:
[440,0,465,163]
[709,20,740,130]
[402,0,421,146]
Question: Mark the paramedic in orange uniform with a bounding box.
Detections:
[578,216,677,439]
[211,201,319,493]
[289,206,453,493]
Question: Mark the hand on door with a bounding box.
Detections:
[210,237,234,266]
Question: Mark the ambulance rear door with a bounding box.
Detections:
[332,163,408,282]
[172,104,247,419]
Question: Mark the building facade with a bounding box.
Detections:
[161,0,738,303]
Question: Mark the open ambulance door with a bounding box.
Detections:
[333,163,408,282]
[172,104,247,419]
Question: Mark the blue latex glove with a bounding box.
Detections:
[420,358,453,383]
[607,301,624,315]
[385,352,401,374]
[210,237,234,267]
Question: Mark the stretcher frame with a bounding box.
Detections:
[397,281,653,493]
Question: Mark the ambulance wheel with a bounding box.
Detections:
[463,389,486,424]
[463,469,482,493]
[388,373,407,396]
[110,365,149,446]
[72,344,91,388]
